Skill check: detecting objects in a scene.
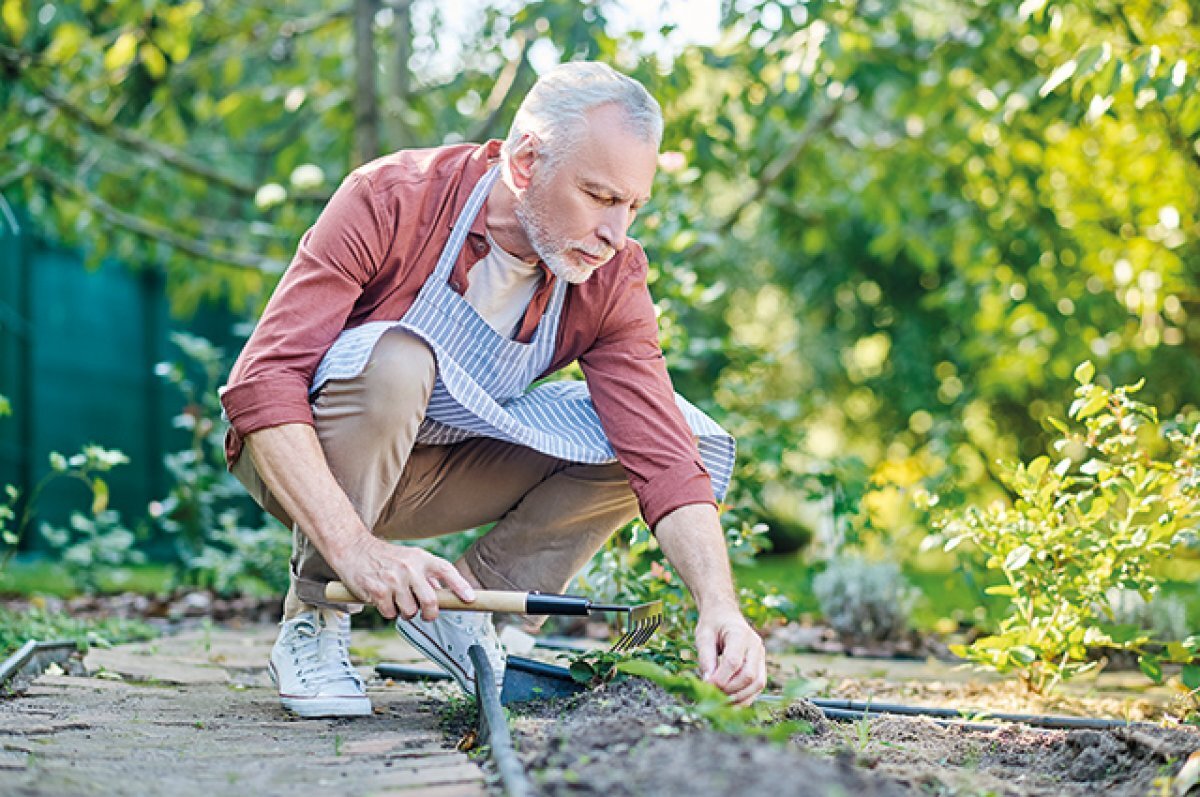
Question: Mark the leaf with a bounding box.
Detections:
[45,22,87,64]
[1073,361,1095,385]
[104,31,139,74]
[615,659,674,682]
[1,0,27,43]
[1079,459,1106,476]
[985,584,1016,596]
[1138,655,1163,683]
[1182,664,1200,691]
[91,478,109,515]
[1040,59,1078,97]
[1027,456,1049,480]
[1074,44,1111,78]
[1047,416,1070,435]
[49,451,68,472]
[1076,391,1109,419]
[568,660,595,685]
[139,42,168,79]
[1010,646,1038,665]
[1004,545,1032,571]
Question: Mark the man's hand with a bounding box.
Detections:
[331,536,475,621]
[696,608,767,706]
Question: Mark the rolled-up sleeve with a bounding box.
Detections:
[579,253,717,529]
[220,172,392,454]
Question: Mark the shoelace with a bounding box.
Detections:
[289,615,364,690]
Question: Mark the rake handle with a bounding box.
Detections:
[324,581,596,615]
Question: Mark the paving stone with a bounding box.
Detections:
[0,624,487,797]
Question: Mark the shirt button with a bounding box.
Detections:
[472,240,486,254]
[451,280,462,291]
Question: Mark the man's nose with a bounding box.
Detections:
[597,206,630,252]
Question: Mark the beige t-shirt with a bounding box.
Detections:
[463,232,544,338]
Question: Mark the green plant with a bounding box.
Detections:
[0,605,158,659]
[574,512,782,672]
[2,435,132,580]
[40,509,145,594]
[615,659,808,743]
[152,332,291,594]
[923,362,1200,693]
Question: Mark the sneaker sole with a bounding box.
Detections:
[395,618,476,695]
[268,661,373,718]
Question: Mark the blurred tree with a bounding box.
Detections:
[3,0,1198,559]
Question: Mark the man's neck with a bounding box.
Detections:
[484,177,539,263]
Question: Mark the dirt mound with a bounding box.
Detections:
[508,681,1200,797]
[512,679,908,797]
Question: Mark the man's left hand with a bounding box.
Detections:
[695,608,767,706]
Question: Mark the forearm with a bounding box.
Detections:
[653,502,740,616]
[243,422,371,571]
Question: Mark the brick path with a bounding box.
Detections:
[0,624,488,797]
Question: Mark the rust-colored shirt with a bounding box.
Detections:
[220,140,716,528]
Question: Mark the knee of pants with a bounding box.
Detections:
[354,330,437,430]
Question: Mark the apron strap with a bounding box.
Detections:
[431,165,502,283]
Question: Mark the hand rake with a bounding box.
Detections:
[325,582,662,651]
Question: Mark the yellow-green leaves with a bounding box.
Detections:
[104,30,138,74]
[139,42,168,79]
[1,0,27,43]
[1073,360,1094,385]
[45,22,88,64]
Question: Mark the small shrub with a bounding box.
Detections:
[811,555,917,642]
[922,362,1200,693]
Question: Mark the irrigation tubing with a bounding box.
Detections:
[469,645,533,797]
[806,698,1164,732]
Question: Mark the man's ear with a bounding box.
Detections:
[508,133,540,191]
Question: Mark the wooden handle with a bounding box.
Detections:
[324,581,529,613]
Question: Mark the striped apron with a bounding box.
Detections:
[312,166,735,499]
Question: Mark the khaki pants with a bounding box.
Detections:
[232,330,640,618]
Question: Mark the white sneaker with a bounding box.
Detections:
[268,608,372,718]
[396,610,506,696]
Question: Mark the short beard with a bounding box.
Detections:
[514,174,614,285]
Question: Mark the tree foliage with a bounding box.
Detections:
[3,0,1199,553]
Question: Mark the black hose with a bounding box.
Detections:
[469,645,533,797]
[806,698,1162,731]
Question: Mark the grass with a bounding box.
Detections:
[0,605,159,659]
[0,556,175,597]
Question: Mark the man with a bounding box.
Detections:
[220,61,766,718]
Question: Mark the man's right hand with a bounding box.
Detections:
[331,536,476,621]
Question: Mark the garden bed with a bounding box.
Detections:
[488,679,1200,797]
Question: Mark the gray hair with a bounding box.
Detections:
[501,61,663,170]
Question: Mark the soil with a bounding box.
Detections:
[499,678,1200,797]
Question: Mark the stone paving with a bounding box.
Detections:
[0,624,489,797]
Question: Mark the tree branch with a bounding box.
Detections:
[34,83,332,204]
[678,99,843,260]
[718,100,843,237]
[19,165,287,274]
[353,0,382,164]
[467,30,534,142]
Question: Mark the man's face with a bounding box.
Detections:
[515,104,658,284]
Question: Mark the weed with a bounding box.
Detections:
[616,659,809,743]
[334,733,343,756]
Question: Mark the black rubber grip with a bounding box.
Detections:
[524,592,592,616]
